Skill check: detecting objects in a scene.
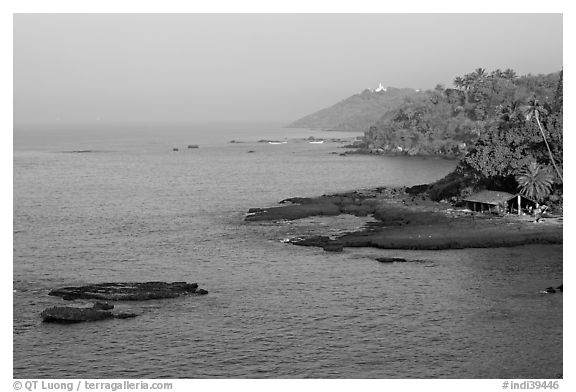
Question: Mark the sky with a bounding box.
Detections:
[13,13,563,125]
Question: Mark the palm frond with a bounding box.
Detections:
[515,162,554,202]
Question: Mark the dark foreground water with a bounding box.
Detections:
[13,123,562,378]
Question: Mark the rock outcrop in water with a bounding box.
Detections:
[49,281,208,301]
[41,302,138,323]
[245,190,384,222]
[42,282,208,323]
[541,284,563,294]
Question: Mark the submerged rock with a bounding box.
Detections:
[288,236,344,252]
[289,235,331,248]
[376,257,408,263]
[92,301,114,310]
[41,306,113,323]
[114,312,139,319]
[376,257,429,263]
[49,281,205,301]
[41,302,138,323]
[323,243,344,252]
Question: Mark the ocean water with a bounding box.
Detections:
[13,123,562,378]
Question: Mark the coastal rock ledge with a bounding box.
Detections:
[247,187,563,251]
[49,281,209,301]
[41,302,137,323]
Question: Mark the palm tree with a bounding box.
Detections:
[515,162,554,203]
[474,67,487,79]
[500,100,522,122]
[503,68,517,80]
[522,98,563,182]
[454,75,472,105]
[463,74,476,90]
[490,69,504,79]
[453,76,465,90]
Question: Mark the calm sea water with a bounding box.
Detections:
[13,123,562,378]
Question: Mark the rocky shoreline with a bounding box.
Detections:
[246,186,563,251]
[343,146,461,160]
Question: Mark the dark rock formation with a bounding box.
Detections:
[49,281,204,301]
[288,236,344,252]
[114,312,139,319]
[187,144,199,149]
[245,200,341,221]
[376,257,408,263]
[246,192,382,222]
[41,306,113,323]
[172,148,179,152]
[289,236,331,248]
[41,302,138,323]
[322,243,344,252]
[406,184,430,195]
[375,257,427,263]
[248,186,562,252]
[542,285,563,294]
[93,301,114,310]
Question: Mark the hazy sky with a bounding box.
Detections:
[14,13,562,125]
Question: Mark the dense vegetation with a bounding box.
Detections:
[406,69,563,206]
[290,68,563,206]
[362,69,561,159]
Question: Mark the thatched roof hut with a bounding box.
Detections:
[463,190,536,214]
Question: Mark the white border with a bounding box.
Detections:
[4,2,572,390]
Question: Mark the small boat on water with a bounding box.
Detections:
[309,140,324,144]
[268,141,288,145]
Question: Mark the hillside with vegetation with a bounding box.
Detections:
[290,68,562,207]
[360,69,560,158]
[287,87,418,132]
[405,69,563,208]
